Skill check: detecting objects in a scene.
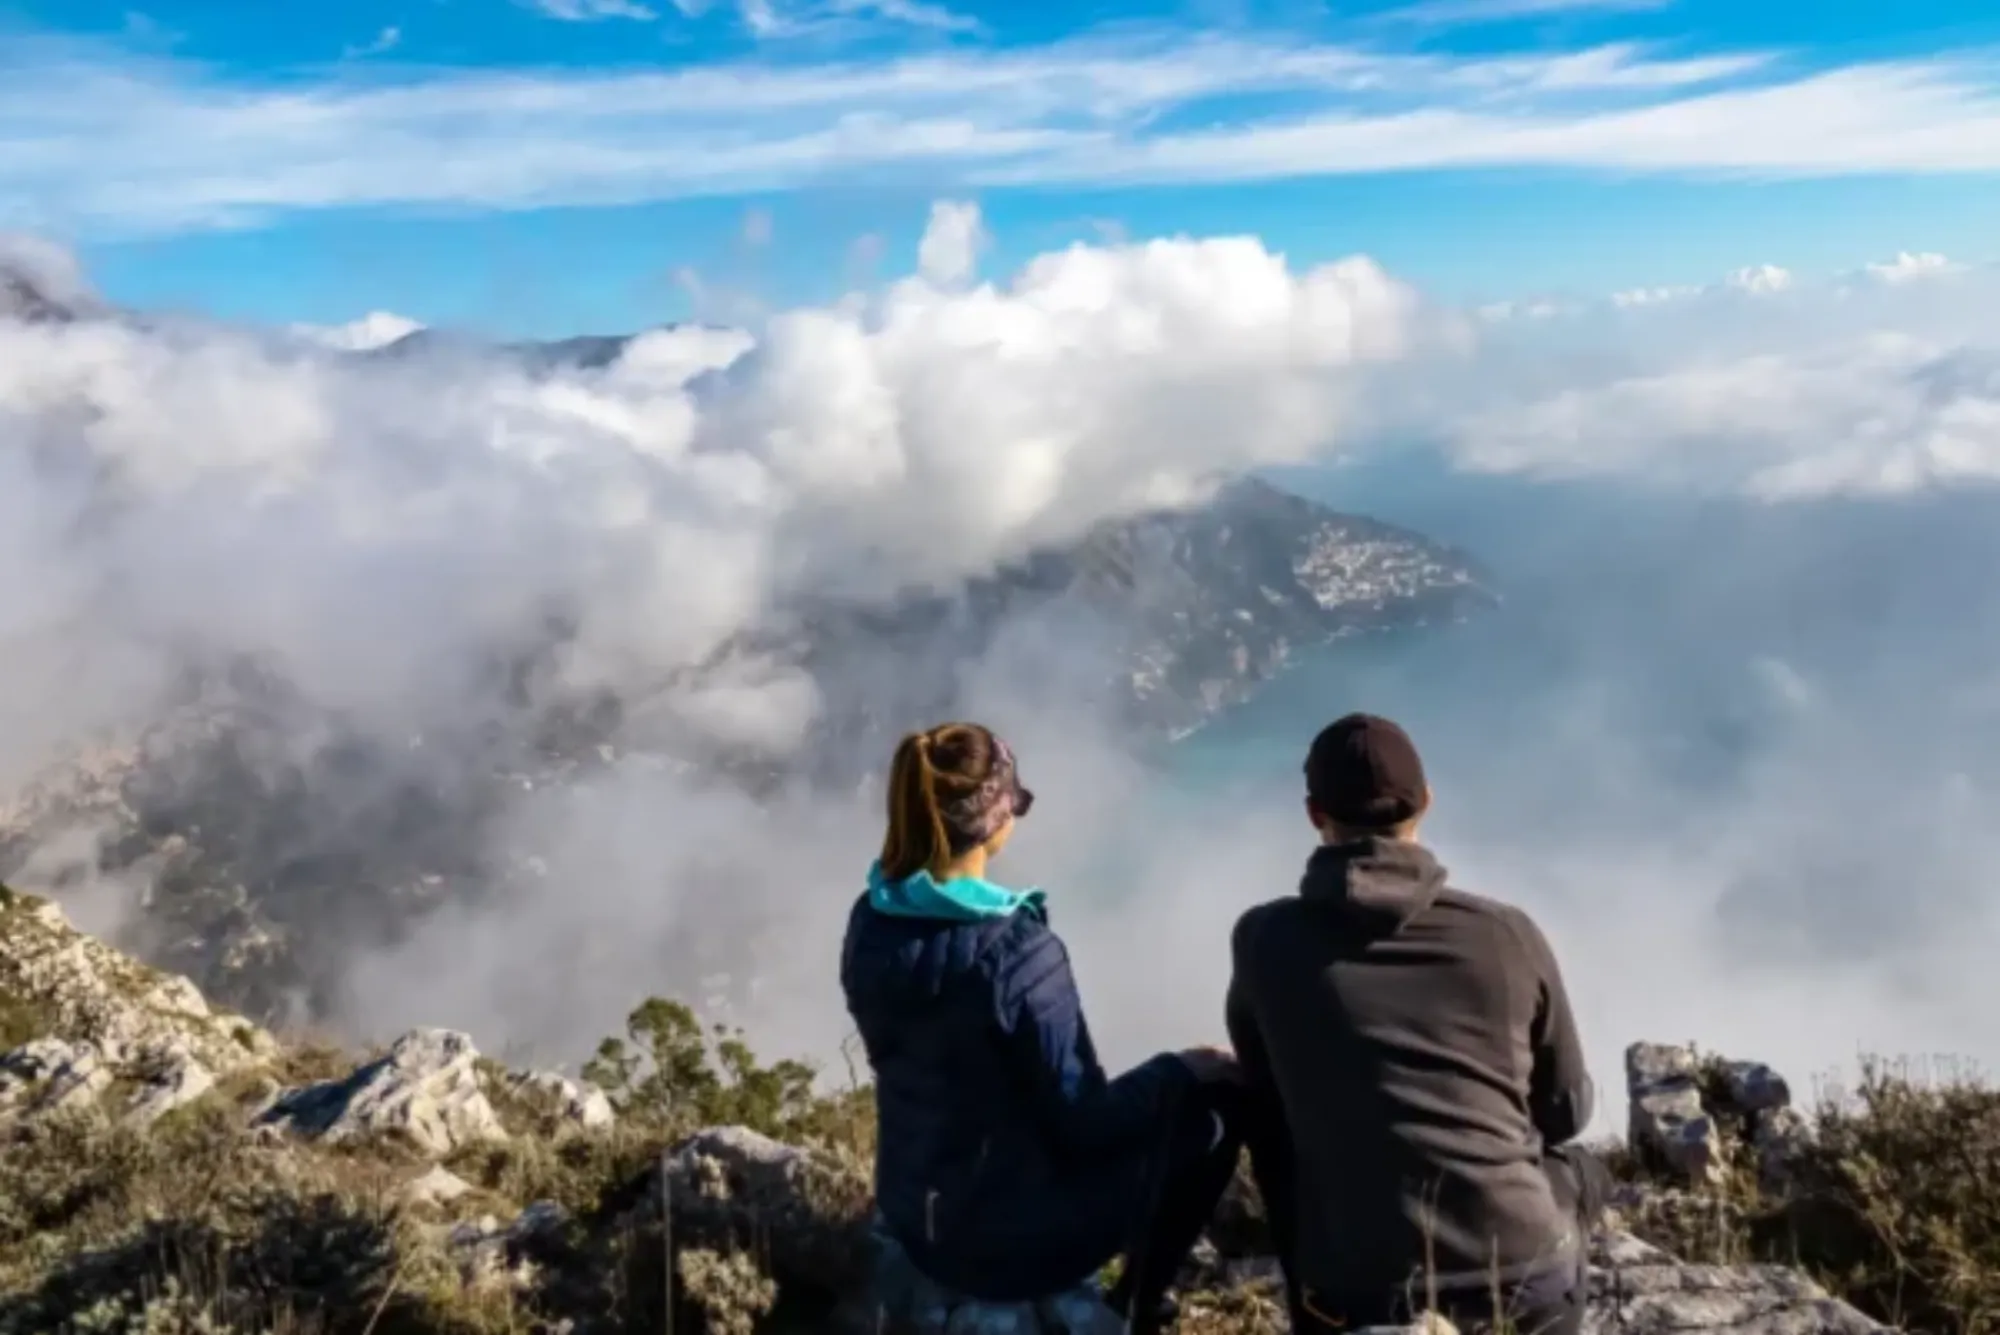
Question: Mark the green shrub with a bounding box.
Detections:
[580,997,873,1152]
[1621,1056,2000,1335]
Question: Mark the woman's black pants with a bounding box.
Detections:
[1105,1080,1250,1335]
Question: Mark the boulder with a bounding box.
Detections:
[0,1030,216,1128]
[1625,1042,1724,1185]
[258,1027,507,1156]
[0,1037,112,1122]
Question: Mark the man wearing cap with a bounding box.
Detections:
[1224,713,1605,1335]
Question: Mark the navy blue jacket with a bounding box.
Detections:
[840,891,1193,1300]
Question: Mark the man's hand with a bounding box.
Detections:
[1175,1045,1243,1084]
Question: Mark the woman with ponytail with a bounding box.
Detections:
[841,723,1244,1333]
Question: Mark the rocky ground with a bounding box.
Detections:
[2,883,1953,1335]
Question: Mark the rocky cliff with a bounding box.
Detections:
[2,887,1938,1335]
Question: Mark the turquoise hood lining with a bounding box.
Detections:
[866,861,1046,923]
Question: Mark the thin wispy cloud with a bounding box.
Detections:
[2,28,1997,236]
[1380,0,1671,27]
[530,0,659,21]
[733,0,981,40]
[341,26,404,58]
[829,0,982,35]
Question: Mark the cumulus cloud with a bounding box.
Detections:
[1725,263,1794,295]
[5,26,2000,235]
[11,209,2000,1116]
[291,311,427,352]
[1866,250,1963,284]
[0,216,1428,1051]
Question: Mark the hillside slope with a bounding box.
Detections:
[1,887,1932,1335]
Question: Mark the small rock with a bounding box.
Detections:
[1751,1105,1814,1193]
[1592,1229,1676,1269]
[123,1041,216,1125]
[1718,1061,1792,1116]
[259,1028,507,1156]
[508,1069,615,1131]
[669,1125,808,1200]
[513,1200,567,1237]
[406,1165,475,1207]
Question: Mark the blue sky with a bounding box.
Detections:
[5,0,2000,337]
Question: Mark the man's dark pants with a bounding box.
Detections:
[1285,1144,1611,1335]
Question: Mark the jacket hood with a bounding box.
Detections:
[1297,836,1448,936]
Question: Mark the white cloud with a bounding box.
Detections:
[1611,283,1699,307]
[531,0,659,19]
[291,311,427,352]
[1724,263,1794,295]
[1392,258,2000,500]
[915,199,983,285]
[1866,250,1963,284]
[826,0,981,34]
[0,216,1423,776]
[740,206,774,246]
[5,30,1999,235]
[1380,0,1671,27]
[342,26,403,59]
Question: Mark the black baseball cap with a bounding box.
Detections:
[1304,713,1429,829]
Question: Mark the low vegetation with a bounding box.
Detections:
[5,925,2000,1333]
[1614,1055,2000,1335]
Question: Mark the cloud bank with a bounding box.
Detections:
[8,206,2000,1127]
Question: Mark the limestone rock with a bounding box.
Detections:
[259,1027,506,1155]
[0,1029,218,1128]
[444,1200,566,1290]
[1751,1105,1814,1192]
[1718,1060,1792,1116]
[508,1068,615,1131]
[406,1164,476,1207]
[1584,1260,1891,1334]
[0,1037,112,1122]
[670,1124,810,1199]
[1625,1042,1724,1185]
[121,1036,218,1125]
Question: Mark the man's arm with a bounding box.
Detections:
[1226,911,1299,1272]
[1512,909,1594,1147]
[996,924,1192,1156]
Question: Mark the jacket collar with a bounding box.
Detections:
[1298,836,1447,934]
[866,861,1048,924]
